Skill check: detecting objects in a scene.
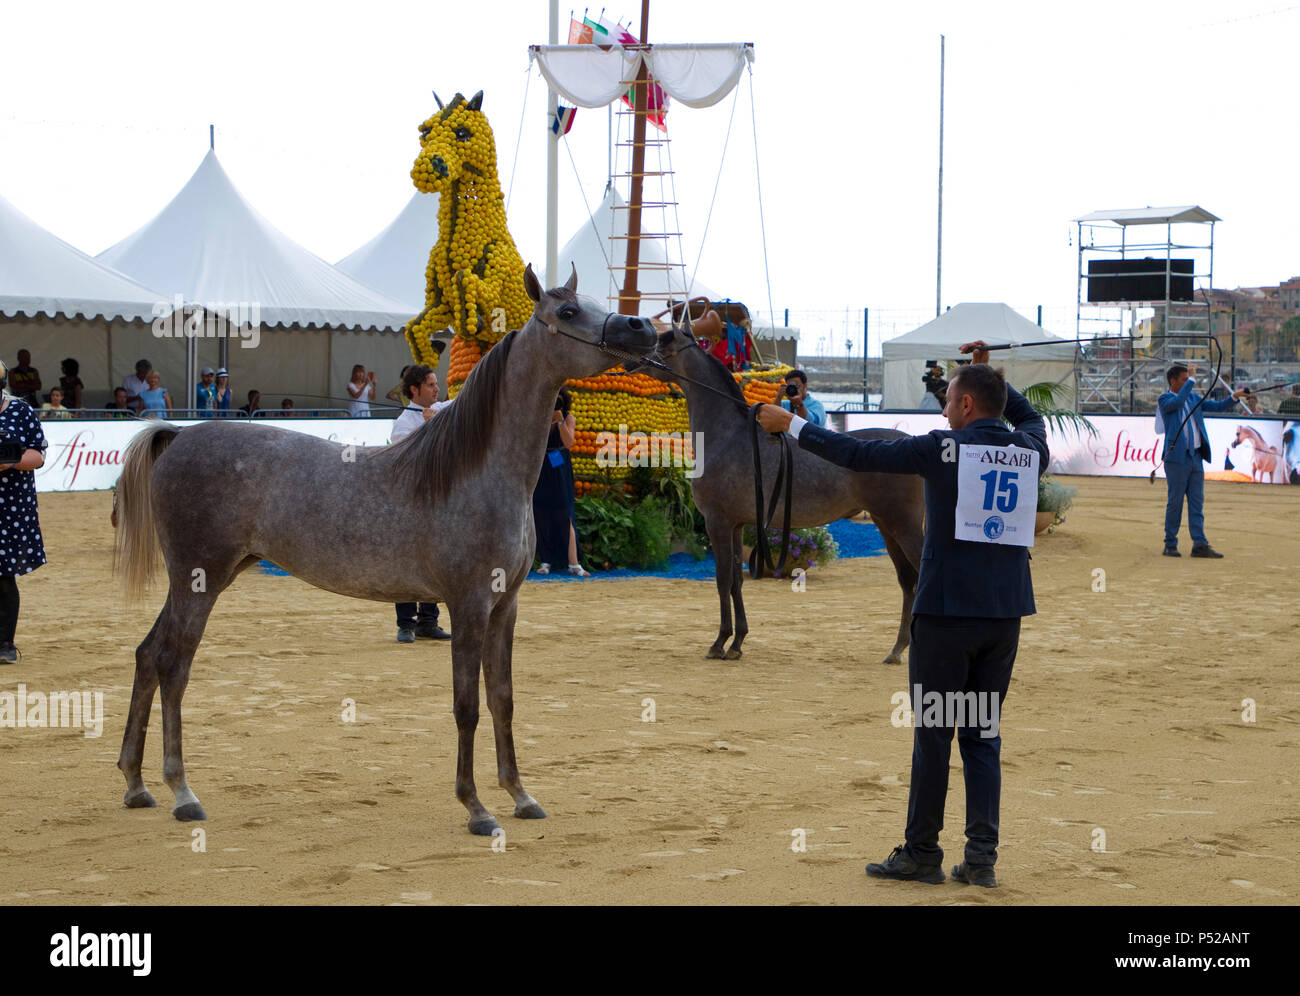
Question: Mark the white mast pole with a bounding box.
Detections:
[546,0,559,283]
[936,34,945,318]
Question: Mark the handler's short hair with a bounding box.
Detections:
[1166,363,1189,385]
[402,364,433,400]
[786,369,809,385]
[949,363,1007,417]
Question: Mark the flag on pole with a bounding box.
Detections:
[551,105,577,136]
[568,17,593,44]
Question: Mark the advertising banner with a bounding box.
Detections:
[35,418,397,493]
[843,413,1299,485]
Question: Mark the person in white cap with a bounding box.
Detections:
[214,369,232,413]
[195,367,217,413]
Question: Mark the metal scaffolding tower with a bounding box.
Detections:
[1074,206,1219,413]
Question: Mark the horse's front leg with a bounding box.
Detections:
[726,523,748,660]
[705,516,735,659]
[481,593,546,821]
[448,600,498,835]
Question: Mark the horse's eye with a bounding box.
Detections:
[558,307,578,321]
[419,125,431,140]
[454,126,471,142]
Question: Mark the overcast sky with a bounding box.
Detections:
[3,0,1297,351]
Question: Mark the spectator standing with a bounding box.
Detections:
[532,388,588,576]
[123,359,152,414]
[58,358,84,409]
[9,350,41,406]
[0,358,48,663]
[347,364,375,417]
[214,369,233,412]
[107,387,134,417]
[389,364,452,642]
[1278,383,1300,415]
[195,367,217,413]
[140,370,172,417]
[239,390,261,416]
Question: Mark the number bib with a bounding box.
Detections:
[954,443,1040,547]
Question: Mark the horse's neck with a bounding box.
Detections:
[680,349,747,443]
[478,331,564,498]
[437,177,503,231]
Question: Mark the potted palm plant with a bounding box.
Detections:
[1020,381,1093,534]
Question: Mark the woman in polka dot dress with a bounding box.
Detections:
[0,365,48,663]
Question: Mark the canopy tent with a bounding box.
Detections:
[0,190,182,407]
[882,303,1078,410]
[335,191,440,313]
[529,43,754,110]
[98,150,417,408]
[545,186,723,317]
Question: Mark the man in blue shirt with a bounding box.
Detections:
[195,367,217,414]
[780,369,825,427]
[1157,363,1247,558]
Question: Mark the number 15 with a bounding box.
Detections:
[980,469,1018,513]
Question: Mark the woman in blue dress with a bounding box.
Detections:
[0,364,48,662]
[140,369,172,417]
[532,389,588,576]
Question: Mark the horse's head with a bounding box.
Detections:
[521,264,657,381]
[634,320,700,383]
[412,91,497,195]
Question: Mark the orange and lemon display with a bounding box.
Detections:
[404,91,531,374]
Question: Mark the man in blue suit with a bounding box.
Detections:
[758,341,1047,889]
[1158,363,1247,558]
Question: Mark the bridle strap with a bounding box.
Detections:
[747,402,793,579]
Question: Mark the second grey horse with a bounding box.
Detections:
[643,324,925,663]
[113,266,657,834]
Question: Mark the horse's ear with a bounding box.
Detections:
[523,264,542,303]
[680,304,694,338]
[467,90,483,111]
[432,91,444,110]
[564,262,578,294]
[439,93,464,123]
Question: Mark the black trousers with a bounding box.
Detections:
[0,576,18,644]
[904,613,1020,868]
[395,602,440,629]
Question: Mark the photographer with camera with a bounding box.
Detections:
[780,370,826,427]
[920,360,949,412]
[0,359,48,663]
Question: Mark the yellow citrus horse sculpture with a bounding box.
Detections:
[405,90,531,368]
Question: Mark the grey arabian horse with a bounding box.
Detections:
[642,324,925,663]
[114,266,657,834]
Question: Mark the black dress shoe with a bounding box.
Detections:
[865,845,945,884]
[1162,546,1180,557]
[1190,544,1224,559]
[414,624,452,640]
[396,628,415,644]
[951,861,998,888]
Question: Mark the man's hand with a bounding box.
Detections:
[1232,389,1249,400]
[421,406,434,422]
[756,404,794,434]
[959,340,991,365]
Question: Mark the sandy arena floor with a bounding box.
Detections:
[1,478,1297,906]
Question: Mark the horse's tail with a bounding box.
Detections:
[115,422,182,601]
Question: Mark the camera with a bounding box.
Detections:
[0,437,24,465]
[784,383,800,399]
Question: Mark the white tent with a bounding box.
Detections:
[0,191,176,407]
[336,191,440,313]
[98,150,417,409]
[882,303,1078,410]
[547,186,723,316]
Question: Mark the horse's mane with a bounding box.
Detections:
[686,340,748,409]
[387,328,518,501]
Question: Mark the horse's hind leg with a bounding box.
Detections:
[877,526,920,666]
[481,595,546,822]
[119,607,167,809]
[157,587,221,821]
[726,523,748,660]
[705,516,739,659]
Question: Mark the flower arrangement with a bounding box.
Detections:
[1037,472,1077,533]
[740,524,839,578]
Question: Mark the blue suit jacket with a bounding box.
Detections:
[797,386,1048,619]
[1158,378,1237,465]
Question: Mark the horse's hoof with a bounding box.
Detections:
[706,647,726,659]
[724,647,743,660]
[172,801,207,822]
[124,789,157,809]
[468,815,501,836]
[514,801,547,820]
